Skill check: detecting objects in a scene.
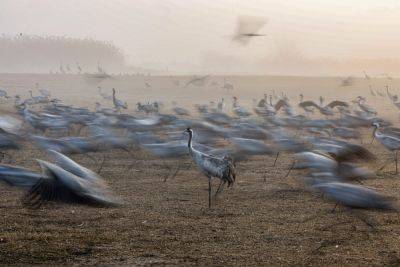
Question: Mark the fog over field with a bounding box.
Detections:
[1,0,400,75]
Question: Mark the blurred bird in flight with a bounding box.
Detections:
[232,16,267,45]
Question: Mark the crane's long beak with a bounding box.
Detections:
[370,135,375,144]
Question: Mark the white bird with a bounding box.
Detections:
[184,128,235,208]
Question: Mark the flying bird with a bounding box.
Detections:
[232,16,267,45]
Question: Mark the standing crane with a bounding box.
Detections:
[217,98,225,112]
[112,88,127,112]
[184,128,235,208]
[372,122,400,173]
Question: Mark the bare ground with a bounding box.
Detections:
[0,74,399,265]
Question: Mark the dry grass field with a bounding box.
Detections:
[0,74,399,265]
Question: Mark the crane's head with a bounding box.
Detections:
[372,122,380,128]
[183,127,193,136]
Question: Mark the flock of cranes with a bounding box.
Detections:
[0,82,398,228]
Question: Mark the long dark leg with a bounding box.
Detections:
[76,125,84,136]
[162,161,171,181]
[208,178,212,209]
[273,152,280,167]
[84,153,97,165]
[395,151,398,174]
[347,209,375,229]
[164,163,180,182]
[215,180,226,197]
[331,203,338,213]
[97,154,106,174]
[122,147,138,170]
[284,160,296,178]
[378,157,394,171]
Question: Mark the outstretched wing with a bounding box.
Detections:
[326,100,349,109]
[236,16,267,35]
[0,165,42,187]
[274,99,289,111]
[299,101,319,109]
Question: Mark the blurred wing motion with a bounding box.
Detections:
[232,16,267,45]
[23,151,121,208]
[0,165,42,187]
[313,182,393,210]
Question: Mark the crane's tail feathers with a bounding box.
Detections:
[223,156,236,187]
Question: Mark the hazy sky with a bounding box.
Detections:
[1,0,400,74]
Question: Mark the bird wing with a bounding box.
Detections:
[236,16,267,35]
[274,99,289,111]
[231,137,275,155]
[24,160,120,207]
[299,101,319,109]
[184,75,210,87]
[326,100,349,109]
[192,150,225,177]
[314,140,375,162]
[294,151,337,170]
[313,182,393,210]
[142,141,187,158]
[47,150,100,181]
[0,165,42,187]
[379,135,400,150]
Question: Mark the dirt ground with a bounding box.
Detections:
[0,74,400,265]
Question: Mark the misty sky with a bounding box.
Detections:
[1,0,400,74]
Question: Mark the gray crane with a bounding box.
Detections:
[372,122,400,173]
[112,88,127,112]
[184,128,235,208]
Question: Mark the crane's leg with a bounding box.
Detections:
[97,154,106,174]
[370,135,375,144]
[330,203,338,213]
[273,152,280,167]
[215,180,226,197]
[284,160,296,178]
[208,178,212,209]
[395,151,398,174]
[378,157,394,172]
[84,153,97,165]
[170,163,181,179]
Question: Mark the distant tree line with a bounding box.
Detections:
[0,34,127,73]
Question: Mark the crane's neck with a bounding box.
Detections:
[187,131,193,149]
[373,125,381,137]
[112,90,116,104]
